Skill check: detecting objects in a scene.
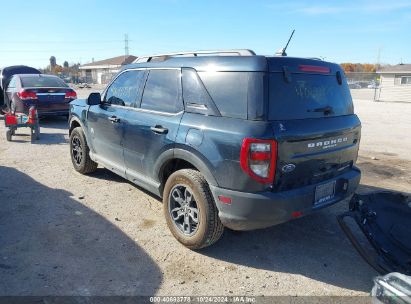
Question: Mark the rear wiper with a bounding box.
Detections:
[308,105,333,115]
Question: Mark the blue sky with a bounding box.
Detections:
[0,0,410,68]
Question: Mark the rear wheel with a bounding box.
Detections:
[163,169,224,249]
[69,127,98,174]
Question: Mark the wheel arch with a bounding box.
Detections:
[155,148,218,196]
[69,116,94,152]
[69,117,82,135]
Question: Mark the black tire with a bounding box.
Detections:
[6,128,12,141]
[69,127,98,174]
[163,169,224,249]
[30,125,40,142]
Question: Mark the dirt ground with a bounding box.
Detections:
[0,95,410,297]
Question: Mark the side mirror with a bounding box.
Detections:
[87,92,101,106]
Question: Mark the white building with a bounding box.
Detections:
[377,64,411,103]
[79,55,137,84]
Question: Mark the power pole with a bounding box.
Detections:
[124,34,129,57]
[374,47,382,102]
[376,47,382,68]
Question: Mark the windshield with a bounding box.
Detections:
[21,76,68,88]
[269,72,353,120]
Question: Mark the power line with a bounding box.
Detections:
[1,40,129,44]
[0,48,124,53]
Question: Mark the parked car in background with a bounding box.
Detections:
[5,74,77,117]
[367,81,379,89]
[69,49,361,249]
[348,83,362,89]
[0,65,41,111]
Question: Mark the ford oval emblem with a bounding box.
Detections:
[282,164,296,173]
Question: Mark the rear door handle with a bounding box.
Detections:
[108,116,120,123]
[150,125,168,134]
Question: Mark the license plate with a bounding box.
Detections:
[315,180,336,205]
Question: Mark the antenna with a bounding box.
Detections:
[275,29,295,56]
[124,34,129,57]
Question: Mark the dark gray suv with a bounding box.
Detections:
[69,49,361,249]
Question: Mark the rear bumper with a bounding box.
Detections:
[22,103,69,116]
[37,110,69,117]
[21,106,68,117]
[210,168,361,230]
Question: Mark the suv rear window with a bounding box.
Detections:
[268,73,353,120]
[21,76,67,88]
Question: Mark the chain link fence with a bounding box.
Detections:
[346,72,411,103]
[345,72,380,101]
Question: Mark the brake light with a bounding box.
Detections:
[17,90,37,100]
[299,65,330,73]
[65,90,77,99]
[240,138,277,184]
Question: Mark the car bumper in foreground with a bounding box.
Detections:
[210,168,361,230]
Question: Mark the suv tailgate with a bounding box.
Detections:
[267,57,361,192]
[272,116,361,191]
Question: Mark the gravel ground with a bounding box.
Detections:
[0,95,410,297]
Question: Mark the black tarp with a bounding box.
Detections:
[0,65,41,107]
[338,192,411,275]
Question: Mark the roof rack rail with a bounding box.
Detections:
[134,49,256,63]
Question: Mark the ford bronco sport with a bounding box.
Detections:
[69,49,361,249]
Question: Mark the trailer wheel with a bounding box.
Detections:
[31,125,40,142]
[6,128,12,141]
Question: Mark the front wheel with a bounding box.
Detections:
[69,127,98,174]
[163,169,224,249]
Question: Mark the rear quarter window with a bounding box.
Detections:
[268,72,353,120]
[197,72,249,119]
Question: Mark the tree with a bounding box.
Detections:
[50,56,56,68]
[54,65,63,74]
[63,61,69,69]
[340,63,377,73]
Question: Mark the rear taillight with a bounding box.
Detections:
[65,90,77,99]
[17,90,37,100]
[240,138,277,184]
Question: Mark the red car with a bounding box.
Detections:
[5,74,77,117]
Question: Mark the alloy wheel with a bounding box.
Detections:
[71,136,83,165]
[168,184,200,236]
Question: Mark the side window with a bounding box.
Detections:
[7,77,17,89]
[140,69,182,113]
[197,72,249,119]
[182,68,220,116]
[105,70,144,107]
